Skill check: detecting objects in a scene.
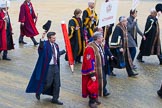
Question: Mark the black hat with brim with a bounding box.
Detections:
[155,3,162,12]
[42,20,52,32]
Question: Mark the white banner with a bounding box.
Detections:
[132,0,139,11]
[98,0,118,28]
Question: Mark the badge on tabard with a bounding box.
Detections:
[86,54,91,60]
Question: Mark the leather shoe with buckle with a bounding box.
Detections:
[51,99,63,105]
[35,93,40,100]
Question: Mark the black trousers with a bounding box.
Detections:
[103,66,108,95]
[0,50,8,58]
[125,50,134,76]
[44,64,60,100]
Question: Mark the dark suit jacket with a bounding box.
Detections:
[26,39,65,95]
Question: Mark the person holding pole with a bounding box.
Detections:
[103,0,115,76]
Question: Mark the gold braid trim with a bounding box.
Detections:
[72,18,82,55]
[69,26,75,39]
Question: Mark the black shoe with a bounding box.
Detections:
[89,103,97,108]
[157,90,162,98]
[19,41,27,44]
[103,92,110,97]
[77,61,82,63]
[160,61,162,65]
[34,42,39,46]
[95,99,101,105]
[109,72,116,76]
[75,60,82,64]
[128,73,138,77]
[137,56,144,63]
[3,57,11,61]
[51,100,63,105]
[35,94,40,100]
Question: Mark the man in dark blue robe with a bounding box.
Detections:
[26,32,65,105]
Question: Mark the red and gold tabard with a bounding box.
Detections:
[81,42,103,99]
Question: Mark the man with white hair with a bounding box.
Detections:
[82,32,110,108]
[110,16,138,77]
[0,0,14,60]
[82,0,98,44]
[137,8,162,65]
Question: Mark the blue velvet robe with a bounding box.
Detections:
[26,40,63,96]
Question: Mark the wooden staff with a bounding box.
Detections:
[103,26,107,39]
[104,0,109,39]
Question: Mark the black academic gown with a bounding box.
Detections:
[139,15,161,56]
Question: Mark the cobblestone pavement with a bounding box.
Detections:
[0,39,162,108]
[0,0,162,108]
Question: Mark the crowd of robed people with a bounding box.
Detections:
[1,0,162,108]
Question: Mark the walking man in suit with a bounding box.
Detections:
[26,32,65,105]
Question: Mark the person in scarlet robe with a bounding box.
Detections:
[18,0,39,45]
[0,8,7,56]
[0,1,14,61]
[26,32,65,105]
[82,32,110,108]
[137,8,162,64]
[82,0,98,43]
[0,1,14,60]
[67,8,84,63]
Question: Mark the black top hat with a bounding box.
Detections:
[42,20,52,32]
[155,3,162,12]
